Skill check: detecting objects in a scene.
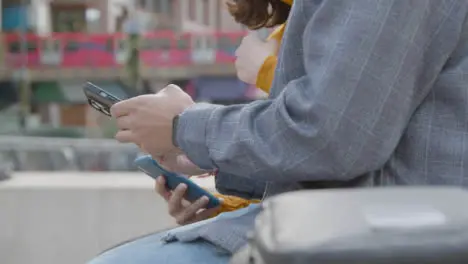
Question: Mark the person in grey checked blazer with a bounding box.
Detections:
[89,1,468,263]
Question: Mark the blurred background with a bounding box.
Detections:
[0,0,268,263]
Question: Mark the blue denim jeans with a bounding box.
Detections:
[87,205,261,264]
[87,231,231,264]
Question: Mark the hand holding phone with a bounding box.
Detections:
[83,82,121,117]
[134,155,221,209]
[155,176,222,225]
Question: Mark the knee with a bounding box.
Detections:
[87,246,158,264]
[87,240,231,264]
[87,250,128,264]
[87,233,166,264]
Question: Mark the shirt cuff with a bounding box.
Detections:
[175,103,221,170]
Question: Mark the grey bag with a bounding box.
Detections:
[230,187,468,264]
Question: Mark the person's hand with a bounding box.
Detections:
[235,31,278,84]
[111,84,194,157]
[155,176,220,225]
[155,153,208,176]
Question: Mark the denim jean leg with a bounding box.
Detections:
[87,231,231,264]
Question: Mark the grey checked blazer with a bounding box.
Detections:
[173,0,468,253]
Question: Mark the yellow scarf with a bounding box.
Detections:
[268,0,293,42]
[211,0,294,217]
[254,0,292,91]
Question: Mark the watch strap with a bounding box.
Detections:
[172,114,180,148]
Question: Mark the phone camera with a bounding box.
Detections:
[89,100,111,116]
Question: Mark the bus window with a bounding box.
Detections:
[43,39,61,52]
[176,37,189,50]
[40,39,62,65]
[105,38,114,52]
[64,40,79,52]
[117,39,127,51]
[193,35,215,50]
[8,41,37,53]
[217,36,234,52]
[140,37,171,50]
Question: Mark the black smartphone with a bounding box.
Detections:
[83,82,121,117]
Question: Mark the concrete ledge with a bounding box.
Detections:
[0,172,216,264]
[0,172,217,191]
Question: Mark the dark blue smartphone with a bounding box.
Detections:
[134,155,221,209]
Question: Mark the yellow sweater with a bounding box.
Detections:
[256,0,292,92]
[210,0,293,217]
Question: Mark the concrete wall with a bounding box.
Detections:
[0,172,216,264]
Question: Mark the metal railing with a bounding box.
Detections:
[0,136,141,172]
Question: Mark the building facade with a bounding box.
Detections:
[0,0,256,133]
[1,0,243,34]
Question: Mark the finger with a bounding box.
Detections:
[168,183,187,216]
[115,130,136,143]
[159,84,185,98]
[180,199,192,208]
[175,196,209,225]
[155,176,171,201]
[184,196,210,217]
[110,99,136,118]
[115,115,132,130]
[163,84,183,93]
[193,207,220,222]
[181,206,220,225]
